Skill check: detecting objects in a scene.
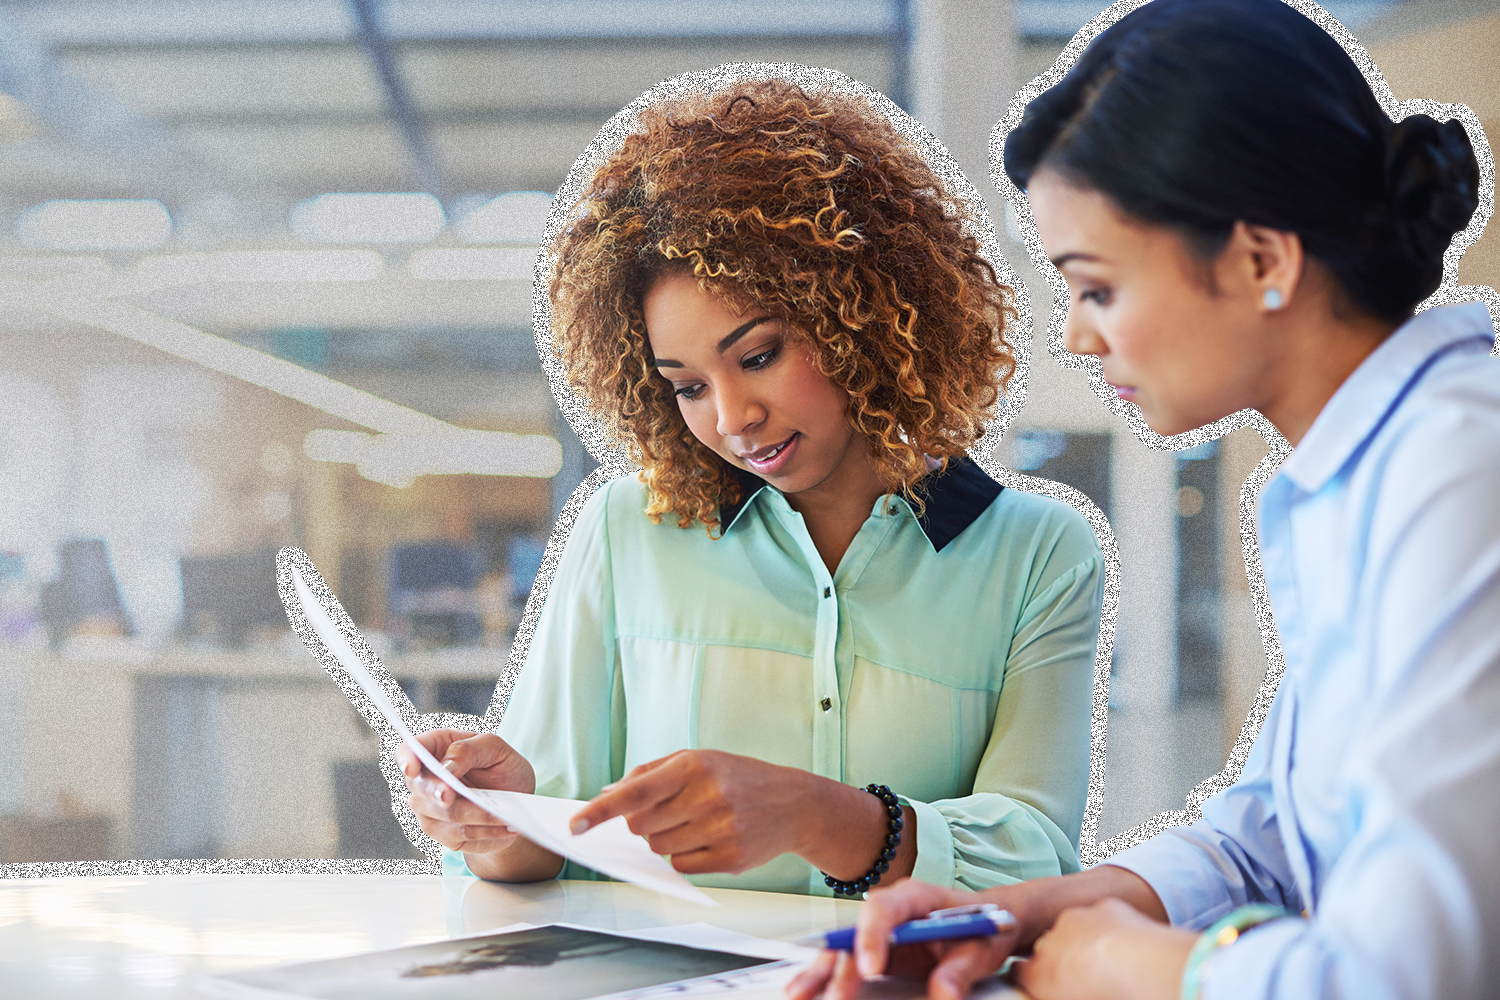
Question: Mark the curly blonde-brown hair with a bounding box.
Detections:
[549,78,1017,529]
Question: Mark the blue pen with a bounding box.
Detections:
[799,903,1017,951]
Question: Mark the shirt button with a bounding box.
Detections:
[823,587,831,598]
[821,697,832,712]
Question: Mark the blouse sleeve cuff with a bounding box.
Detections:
[905,796,956,888]
[441,848,477,878]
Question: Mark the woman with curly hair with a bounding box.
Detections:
[397,77,1106,897]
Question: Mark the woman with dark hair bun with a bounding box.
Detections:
[792,1,1496,998]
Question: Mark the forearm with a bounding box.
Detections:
[795,774,918,885]
[1002,864,1169,949]
[464,836,567,883]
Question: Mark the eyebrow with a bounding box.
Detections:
[651,315,773,368]
[1050,252,1103,269]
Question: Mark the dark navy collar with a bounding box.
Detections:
[716,457,1003,552]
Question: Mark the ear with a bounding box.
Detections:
[1219,222,1305,313]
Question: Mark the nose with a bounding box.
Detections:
[715,380,766,439]
[1061,305,1107,358]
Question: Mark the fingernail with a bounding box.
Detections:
[569,817,591,835]
[443,758,459,771]
[601,780,618,790]
[856,953,877,978]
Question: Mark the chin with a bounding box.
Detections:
[1136,406,1187,437]
[1142,406,1229,439]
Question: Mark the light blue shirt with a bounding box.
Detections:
[1111,303,1500,999]
[453,459,1105,894]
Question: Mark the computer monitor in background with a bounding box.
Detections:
[389,542,482,648]
[39,538,132,646]
[179,549,286,646]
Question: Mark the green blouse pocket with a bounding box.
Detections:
[694,645,816,771]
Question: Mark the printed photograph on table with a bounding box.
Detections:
[216,924,773,1000]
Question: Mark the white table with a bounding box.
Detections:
[0,874,1022,999]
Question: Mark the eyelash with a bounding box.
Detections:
[672,345,781,401]
[1079,287,1112,306]
[744,346,780,371]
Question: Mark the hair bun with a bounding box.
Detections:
[1353,115,1481,318]
[1384,114,1480,246]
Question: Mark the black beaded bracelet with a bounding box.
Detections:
[821,784,903,897]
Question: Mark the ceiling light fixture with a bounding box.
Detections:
[17,199,173,251]
[303,428,562,488]
[289,192,445,244]
[453,190,553,244]
[407,247,534,281]
[134,250,384,289]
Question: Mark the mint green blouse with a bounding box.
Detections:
[450,460,1104,895]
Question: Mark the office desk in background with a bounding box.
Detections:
[0,644,504,862]
[0,875,1022,998]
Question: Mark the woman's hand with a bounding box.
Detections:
[568,749,822,875]
[397,729,535,856]
[785,867,1175,1000]
[786,879,1023,1000]
[1015,898,1194,1000]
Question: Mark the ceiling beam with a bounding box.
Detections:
[348,0,446,200]
[18,0,899,48]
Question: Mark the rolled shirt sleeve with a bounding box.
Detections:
[1106,708,1304,929]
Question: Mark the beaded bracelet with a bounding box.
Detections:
[1179,904,1291,1000]
[822,784,903,897]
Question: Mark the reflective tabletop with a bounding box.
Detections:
[0,874,1022,998]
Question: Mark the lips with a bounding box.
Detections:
[1107,382,1137,402]
[740,433,798,475]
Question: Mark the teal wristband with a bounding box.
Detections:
[1179,904,1291,1000]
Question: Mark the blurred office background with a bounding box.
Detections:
[0,0,1493,865]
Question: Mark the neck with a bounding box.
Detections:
[1260,304,1400,447]
[784,451,889,576]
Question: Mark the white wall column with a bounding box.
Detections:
[908,0,1018,220]
[1108,434,1179,711]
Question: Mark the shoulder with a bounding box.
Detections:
[542,473,661,593]
[982,484,1104,569]
[1354,348,1500,567]
[568,471,717,552]
[552,472,646,560]
[1370,348,1500,488]
[944,479,1105,609]
[1373,314,1500,461]
[575,470,646,515]
[928,459,1100,557]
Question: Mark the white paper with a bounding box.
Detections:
[601,960,799,1000]
[618,923,816,962]
[290,565,716,906]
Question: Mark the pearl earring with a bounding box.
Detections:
[1263,288,1284,311]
